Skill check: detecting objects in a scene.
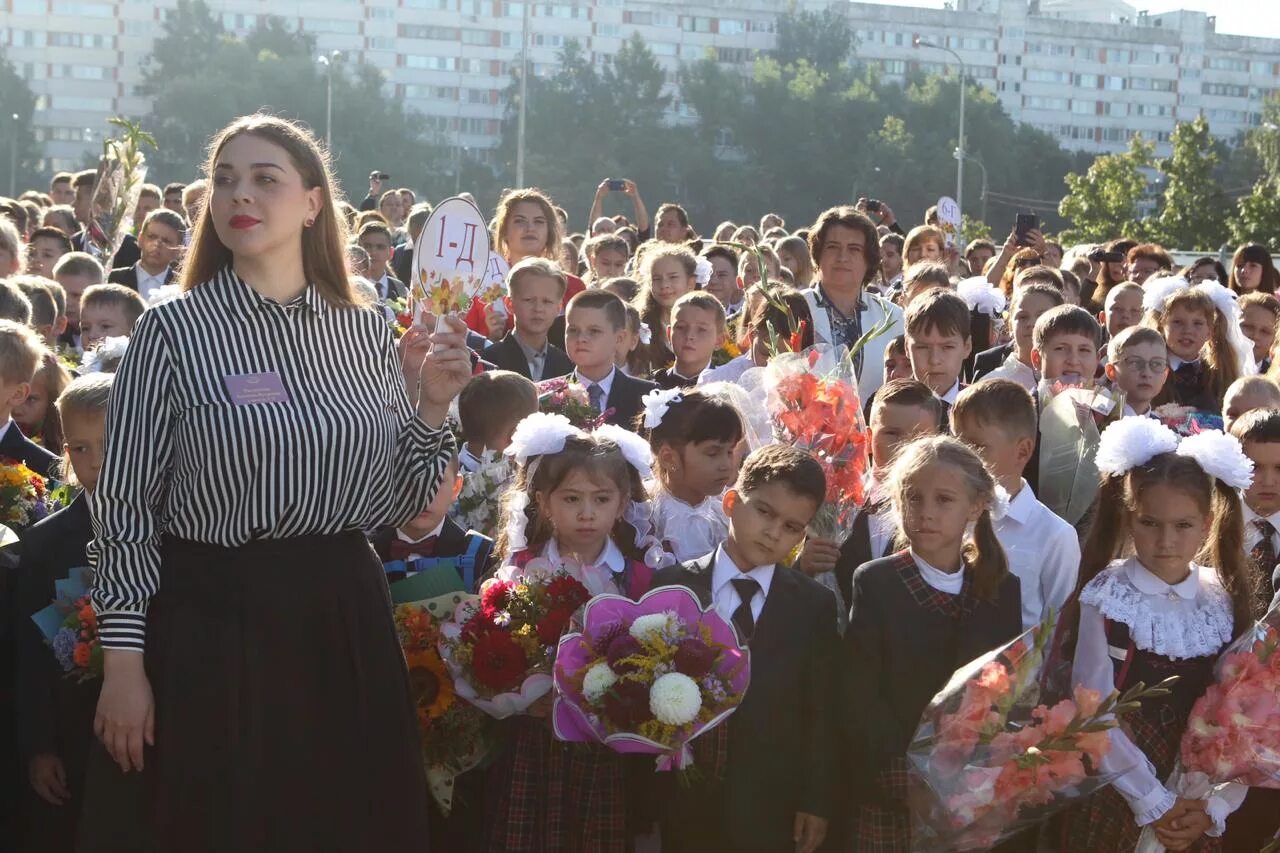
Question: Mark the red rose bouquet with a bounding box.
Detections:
[763,346,869,544]
[552,586,749,771]
[909,615,1173,850]
[1133,601,1280,851]
[439,561,590,719]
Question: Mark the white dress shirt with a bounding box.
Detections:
[1243,502,1280,557]
[711,546,775,625]
[394,519,446,560]
[698,354,754,386]
[1169,355,1201,371]
[1074,558,1244,831]
[984,353,1036,392]
[939,379,961,406]
[994,480,1081,629]
[459,443,483,474]
[135,266,170,302]
[912,550,964,595]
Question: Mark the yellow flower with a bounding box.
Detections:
[406,649,455,722]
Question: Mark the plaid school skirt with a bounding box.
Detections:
[482,715,627,853]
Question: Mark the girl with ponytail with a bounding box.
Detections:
[843,435,1022,850]
[1060,418,1254,852]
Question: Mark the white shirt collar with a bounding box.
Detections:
[1169,355,1201,371]
[711,545,776,600]
[911,549,965,594]
[1003,479,1035,525]
[547,537,626,574]
[396,518,445,545]
[0,418,12,444]
[1243,502,1280,533]
[1127,558,1200,600]
[574,366,617,400]
[136,264,169,292]
[940,379,961,405]
[459,444,483,473]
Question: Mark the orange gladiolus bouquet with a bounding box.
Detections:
[908,616,1172,851]
[763,346,869,544]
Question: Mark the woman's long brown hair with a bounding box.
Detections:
[181,114,355,306]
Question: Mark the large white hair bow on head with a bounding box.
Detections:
[1141,277,1256,377]
[1095,417,1181,478]
[504,412,585,466]
[1176,430,1254,490]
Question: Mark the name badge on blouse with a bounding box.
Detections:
[224,372,290,405]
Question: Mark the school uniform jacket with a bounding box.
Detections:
[971,341,1014,382]
[0,422,59,479]
[604,370,658,431]
[843,553,1022,806]
[367,516,493,592]
[108,263,177,292]
[482,334,573,382]
[653,556,839,852]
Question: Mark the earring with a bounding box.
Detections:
[304,218,315,228]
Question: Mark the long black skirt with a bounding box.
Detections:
[139,532,429,851]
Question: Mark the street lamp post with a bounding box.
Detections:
[317,50,342,151]
[916,38,966,242]
[7,114,18,197]
[516,0,531,188]
[955,148,987,225]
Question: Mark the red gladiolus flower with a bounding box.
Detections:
[470,631,528,691]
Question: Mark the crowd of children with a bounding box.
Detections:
[2,114,1280,852]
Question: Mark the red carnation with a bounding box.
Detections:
[536,607,573,645]
[481,580,514,616]
[470,631,528,691]
[602,678,651,729]
[673,638,716,679]
[606,634,644,673]
[546,575,589,609]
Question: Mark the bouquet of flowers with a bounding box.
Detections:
[553,585,749,771]
[83,118,155,263]
[908,615,1173,851]
[450,449,516,540]
[394,597,495,814]
[762,345,869,544]
[1152,403,1223,438]
[709,340,742,368]
[536,376,612,431]
[30,567,101,682]
[1037,380,1120,525]
[439,561,591,718]
[1134,601,1280,852]
[0,458,61,530]
[386,296,412,338]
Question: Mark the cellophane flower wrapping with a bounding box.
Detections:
[1132,602,1280,852]
[439,560,591,719]
[1152,403,1224,438]
[393,595,495,815]
[908,616,1131,851]
[762,345,869,545]
[450,449,515,539]
[552,585,749,771]
[536,376,612,430]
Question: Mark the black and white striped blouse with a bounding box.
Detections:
[88,267,454,652]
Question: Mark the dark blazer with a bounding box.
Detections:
[391,244,414,286]
[372,273,408,301]
[0,423,59,480]
[603,370,657,431]
[971,341,1013,382]
[12,495,99,849]
[367,516,493,592]
[482,334,573,382]
[843,553,1022,805]
[71,231,139,270]
[653,556,838,852]
[108,262,177,292]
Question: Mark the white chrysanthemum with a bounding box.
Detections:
[1177,430,1255,490]
[629,613,672,642]
[649,672,703,725]
[1096,417,1180,477]
[583,662,617,704]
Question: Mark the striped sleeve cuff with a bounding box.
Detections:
[97,611,149,652]
[403,417,456,464]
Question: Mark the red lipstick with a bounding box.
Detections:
[229,215,261,230]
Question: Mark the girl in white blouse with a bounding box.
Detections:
[1060,421,1258,852]
[643,388,745,562]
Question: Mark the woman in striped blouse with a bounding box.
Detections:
[85,115,472,850]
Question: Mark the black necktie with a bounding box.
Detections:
[1250,519,1277,606]
[730,576,760,644]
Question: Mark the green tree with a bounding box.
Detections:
[775,7,853,69]
[1231,95,1280,247]
[139,0,445,201]
[1058,135,1155,243]
[0,49,43,195]
[1152,116,1228,250]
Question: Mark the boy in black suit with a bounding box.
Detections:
[0,320,58,479]
[367,453,493,594]
[564,289,656,431]
[107,208,185,302]
[482,258,573,382]
[652,291,725,390]
[904,288,971,431]
[356,221,406,301]
[653,444,837,853]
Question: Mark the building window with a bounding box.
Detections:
[1071,99,1095,115]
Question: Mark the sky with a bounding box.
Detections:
[854,0,1280,39]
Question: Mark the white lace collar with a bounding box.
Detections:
[1079,557,1233,660]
